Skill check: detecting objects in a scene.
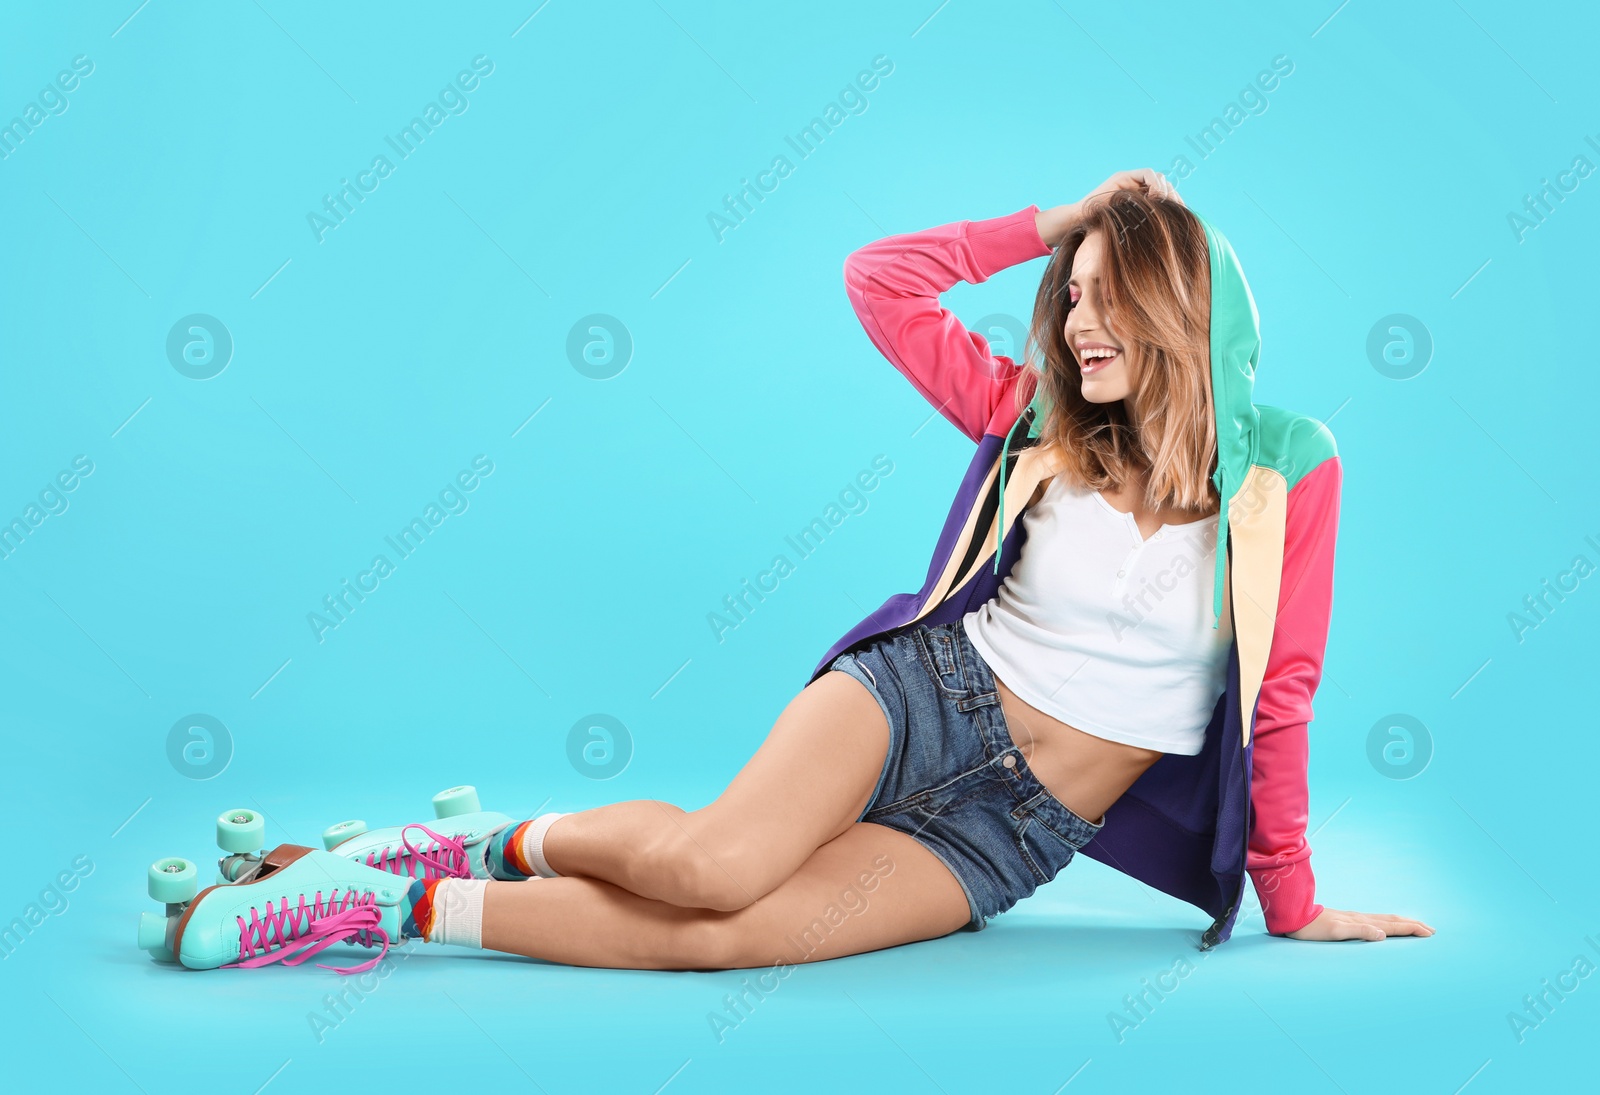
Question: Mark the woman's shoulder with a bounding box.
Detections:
[1254,403,1338,490]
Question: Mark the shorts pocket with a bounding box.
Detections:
[1022,792,1105,851]
[913,624,971,699]
[1012,816,1059,886]
[864,762,987,823]
[1014,813,1082,887]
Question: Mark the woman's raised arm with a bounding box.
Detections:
[842,205,1052,442]
[840,171,1181,443]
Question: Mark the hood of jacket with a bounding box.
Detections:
[1197,210,1264,625]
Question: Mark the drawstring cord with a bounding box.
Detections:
[1210,464,1228,630]
[994,388,1049,575]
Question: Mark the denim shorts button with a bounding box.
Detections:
[1002,754,1017,769]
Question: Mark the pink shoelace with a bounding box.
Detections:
[226,889,390,975]
[388,823,473,880]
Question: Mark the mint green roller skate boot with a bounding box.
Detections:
[319,785,513,882]
[137,844,408,972]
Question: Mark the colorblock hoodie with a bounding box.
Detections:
[810,203,1341,944]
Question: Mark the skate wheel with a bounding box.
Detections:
[216,808,265,854]
[322,819,367,851]
[215,870,230,886]
[432,785,481,819]
[147,857,198,903]
[138,910,171,956]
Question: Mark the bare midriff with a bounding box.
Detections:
[991,674,1165,828]
[977,474,1198,825]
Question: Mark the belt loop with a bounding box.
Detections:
[952,617,987,695]
[956,622,975,692]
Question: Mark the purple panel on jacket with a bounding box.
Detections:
[809,432,1008,676]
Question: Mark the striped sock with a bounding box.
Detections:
[484,823,531,880]
[403,877,487,947]
[490,812,569,880]
[402,878,438,940]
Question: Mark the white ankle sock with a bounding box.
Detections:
[519,812,569,878]
[428,878,487,948]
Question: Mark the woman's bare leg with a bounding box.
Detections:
[481,823,971,969]
[534,670,891,912]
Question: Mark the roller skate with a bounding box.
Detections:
[136,844,408,973]
[210,787,509,885]
[317,785,514,882]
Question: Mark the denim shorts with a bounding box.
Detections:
[827,618,1106,930]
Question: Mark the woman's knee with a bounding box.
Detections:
[636,824,770,912]
[672,847,767,912]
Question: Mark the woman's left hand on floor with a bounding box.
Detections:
[1285,907,1435,941]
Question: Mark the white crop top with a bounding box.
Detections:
[962,475,1233,755]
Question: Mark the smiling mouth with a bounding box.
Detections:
[1079,350,1120,375]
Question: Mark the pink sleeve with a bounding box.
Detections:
[1246,455,1342,935]
[842,205,1054,442]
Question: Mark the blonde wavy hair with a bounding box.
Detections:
[1018,189,1218,514]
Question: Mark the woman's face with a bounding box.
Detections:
[1063,230,1137,404]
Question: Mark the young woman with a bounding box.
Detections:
[407,168,1430,968]
[147,170,1434,973]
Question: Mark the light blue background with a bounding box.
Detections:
[2,1,1596,1090]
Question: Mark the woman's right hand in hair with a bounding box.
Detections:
[1035,169,1183,247]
